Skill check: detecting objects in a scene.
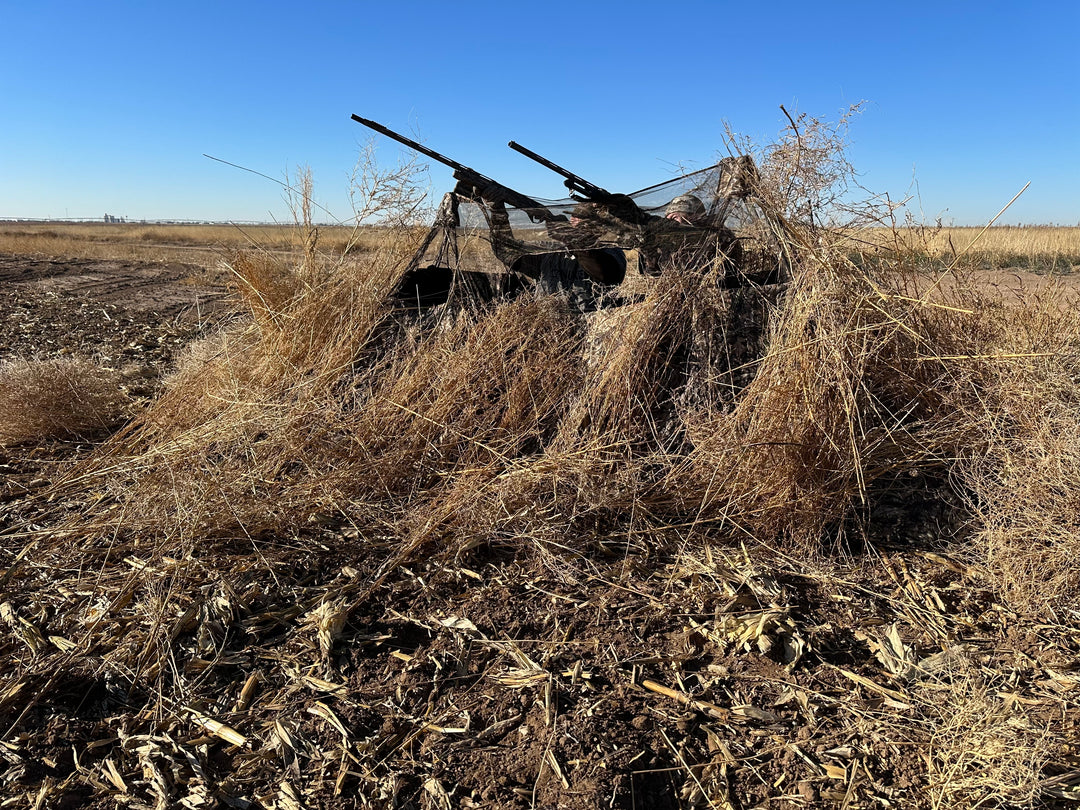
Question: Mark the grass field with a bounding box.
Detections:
[882,225,1080,274]
[0,221,386,268]
[4,221,1080,274]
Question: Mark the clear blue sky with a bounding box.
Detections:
[3,0,1077,225]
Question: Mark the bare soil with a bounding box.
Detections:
[0,253,225,522]
[0,254,225,364]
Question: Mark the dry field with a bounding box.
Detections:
[0,222,391,272]
[5,220,1078,278]
[918,225,1080,272]
[2,197,1080,809]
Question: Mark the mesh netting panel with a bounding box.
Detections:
[497,158,756,230]
[451,157,770,280]
[403,154,783,315]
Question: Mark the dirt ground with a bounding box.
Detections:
[0,254,224,363]
[0,254,226,506]
[1,253,1079,809]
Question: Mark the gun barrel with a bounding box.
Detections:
[352,114,481,179]
[507,141,610,200]
[351,114,557,222]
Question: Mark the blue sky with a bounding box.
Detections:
[3,0,1077,225]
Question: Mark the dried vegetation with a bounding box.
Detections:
[0,357,129,445]
[0,221,395,270]
[1,112,1079,808]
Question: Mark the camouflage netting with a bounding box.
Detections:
[399,156,788,313]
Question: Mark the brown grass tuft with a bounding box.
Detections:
[924,658,1062,809]
[0,356,128,444]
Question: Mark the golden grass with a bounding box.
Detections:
[0,357,129,444]
[861,226,1080,274]
[0,221,400,269]
[5,221,1078,275]
[926,226,1080,259]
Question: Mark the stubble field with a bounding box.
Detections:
[1,219,1080,809]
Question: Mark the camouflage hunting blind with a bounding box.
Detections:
[351,115,787,314]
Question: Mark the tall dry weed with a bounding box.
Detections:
[76,247,402,540]
[947,280,1080,612]
[675,258,950,547]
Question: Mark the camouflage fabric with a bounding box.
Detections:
[402,155,780,314]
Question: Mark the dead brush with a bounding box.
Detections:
[0,356,129,445]
[947,277,1080,613]
[228,252,304,324]
[922,657,1063,809]
[55,255,589,545]
[656,235,963,551]
[557,265,723,447]
[348,294,586,499]
[387,261,758,556]
[41,137,1080,601]
[57,243,404,540]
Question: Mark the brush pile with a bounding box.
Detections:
[2,119,1079,808]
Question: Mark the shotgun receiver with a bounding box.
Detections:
[507,140,649,228]
[351,114,559,224]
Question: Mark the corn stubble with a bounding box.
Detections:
[6,127,1080,807]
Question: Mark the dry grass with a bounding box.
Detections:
[925,225,1080,259]
[864,225,1080,275]
[924,659,1061,809]
[5,220,1077,278]
[49,197,1080,612]
[0,221,401,269]
[0,357,129,445]
[948,283,1080,612]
